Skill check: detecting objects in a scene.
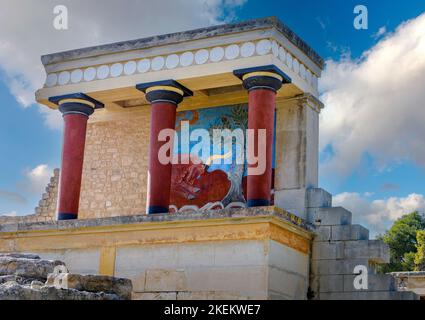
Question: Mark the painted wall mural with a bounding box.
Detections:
[169,104,275,213]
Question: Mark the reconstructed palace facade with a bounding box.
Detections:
[0,17,419,300]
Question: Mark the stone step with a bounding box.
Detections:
[307,188,332,208]
[315,225,369,241]
[311,258,371,276]
[311,242,344,260]
[343,274,396,292]
[344,240,390,264]
[308,207,352,226]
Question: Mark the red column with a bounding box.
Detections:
[140,83,190,214]
[57,113,89,220]
[49,93,103,220]
[246,88,276,207]
[237,68,286,207]
[147,100,178,213]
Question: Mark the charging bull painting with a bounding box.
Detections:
[169,104,275,213]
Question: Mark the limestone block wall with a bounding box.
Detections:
[307,188,419,300]
[0,169,59,224]
[0,208,312,300]
[78,108,151,219]
[115,239,309,300]
[274,95,320,219]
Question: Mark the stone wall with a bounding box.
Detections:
[307,188,419,300]
[0,207,312,300]
[78,108,151,219]
[0,169,59,225]
[0,253,132,300]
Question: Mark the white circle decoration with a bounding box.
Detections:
[151,56,165,71]
[96,65,109,80]
[124,61,137,75]
[240,42,255,57]
[278,46,286,62]
[180,52,194,67]
[271,41,279,57]
[165,54,179,69]
[110,63,123,77]
[70,69,83,83]
[306,70,312,85]
[210,47,224,62]
[256,39,272,55]
[46,73,58,87]
[300,64,306,79]
[58,71,70,85]
[84,67,96,82]
[195,49,209,64]
[225,44,240,60]
[286,54,293,69]
[293,59,300,74]
[137,59,150,73]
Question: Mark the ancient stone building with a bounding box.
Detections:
[0,17,419,300]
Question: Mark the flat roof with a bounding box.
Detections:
[41,16,324,69]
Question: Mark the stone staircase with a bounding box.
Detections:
[307,188,419,300]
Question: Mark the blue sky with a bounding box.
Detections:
[1,0,425,236]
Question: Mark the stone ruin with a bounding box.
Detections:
[0,253,132,300]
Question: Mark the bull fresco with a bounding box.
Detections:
[169,104,275,212]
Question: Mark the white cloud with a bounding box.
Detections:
[0,211,17,217]
[22,164,54,195]
[333,192,425,237]
[372,26,387,39]
[0,0,245,129]
[320,13,425,177]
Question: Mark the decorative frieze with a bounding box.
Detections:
[44,38,319,92]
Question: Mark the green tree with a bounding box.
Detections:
[377,212,425,273]
[414,230,425,271]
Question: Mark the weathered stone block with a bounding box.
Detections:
[0,282,122,300]
[312,242,344,260]
[308,207,352,226]
[0,257,64,279]
[268,266,308,299]
[46,273,132,299]
[185,266,267,296]
[318,275,344,293]
[331,225,369,241]
[343,274,396,292]
[311,258,370,276]
[344,240,390,263]
[0,253,40,260]
[144,269,186,292]
[314,226,331,241]
[307,188,332,208]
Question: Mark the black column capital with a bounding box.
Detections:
[136,80,193,105]
[234,65,291,93]
[49,93,104,117]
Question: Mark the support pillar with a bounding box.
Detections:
[136,80,192,214]
[234,65,290,207]
[49,93,104,220]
